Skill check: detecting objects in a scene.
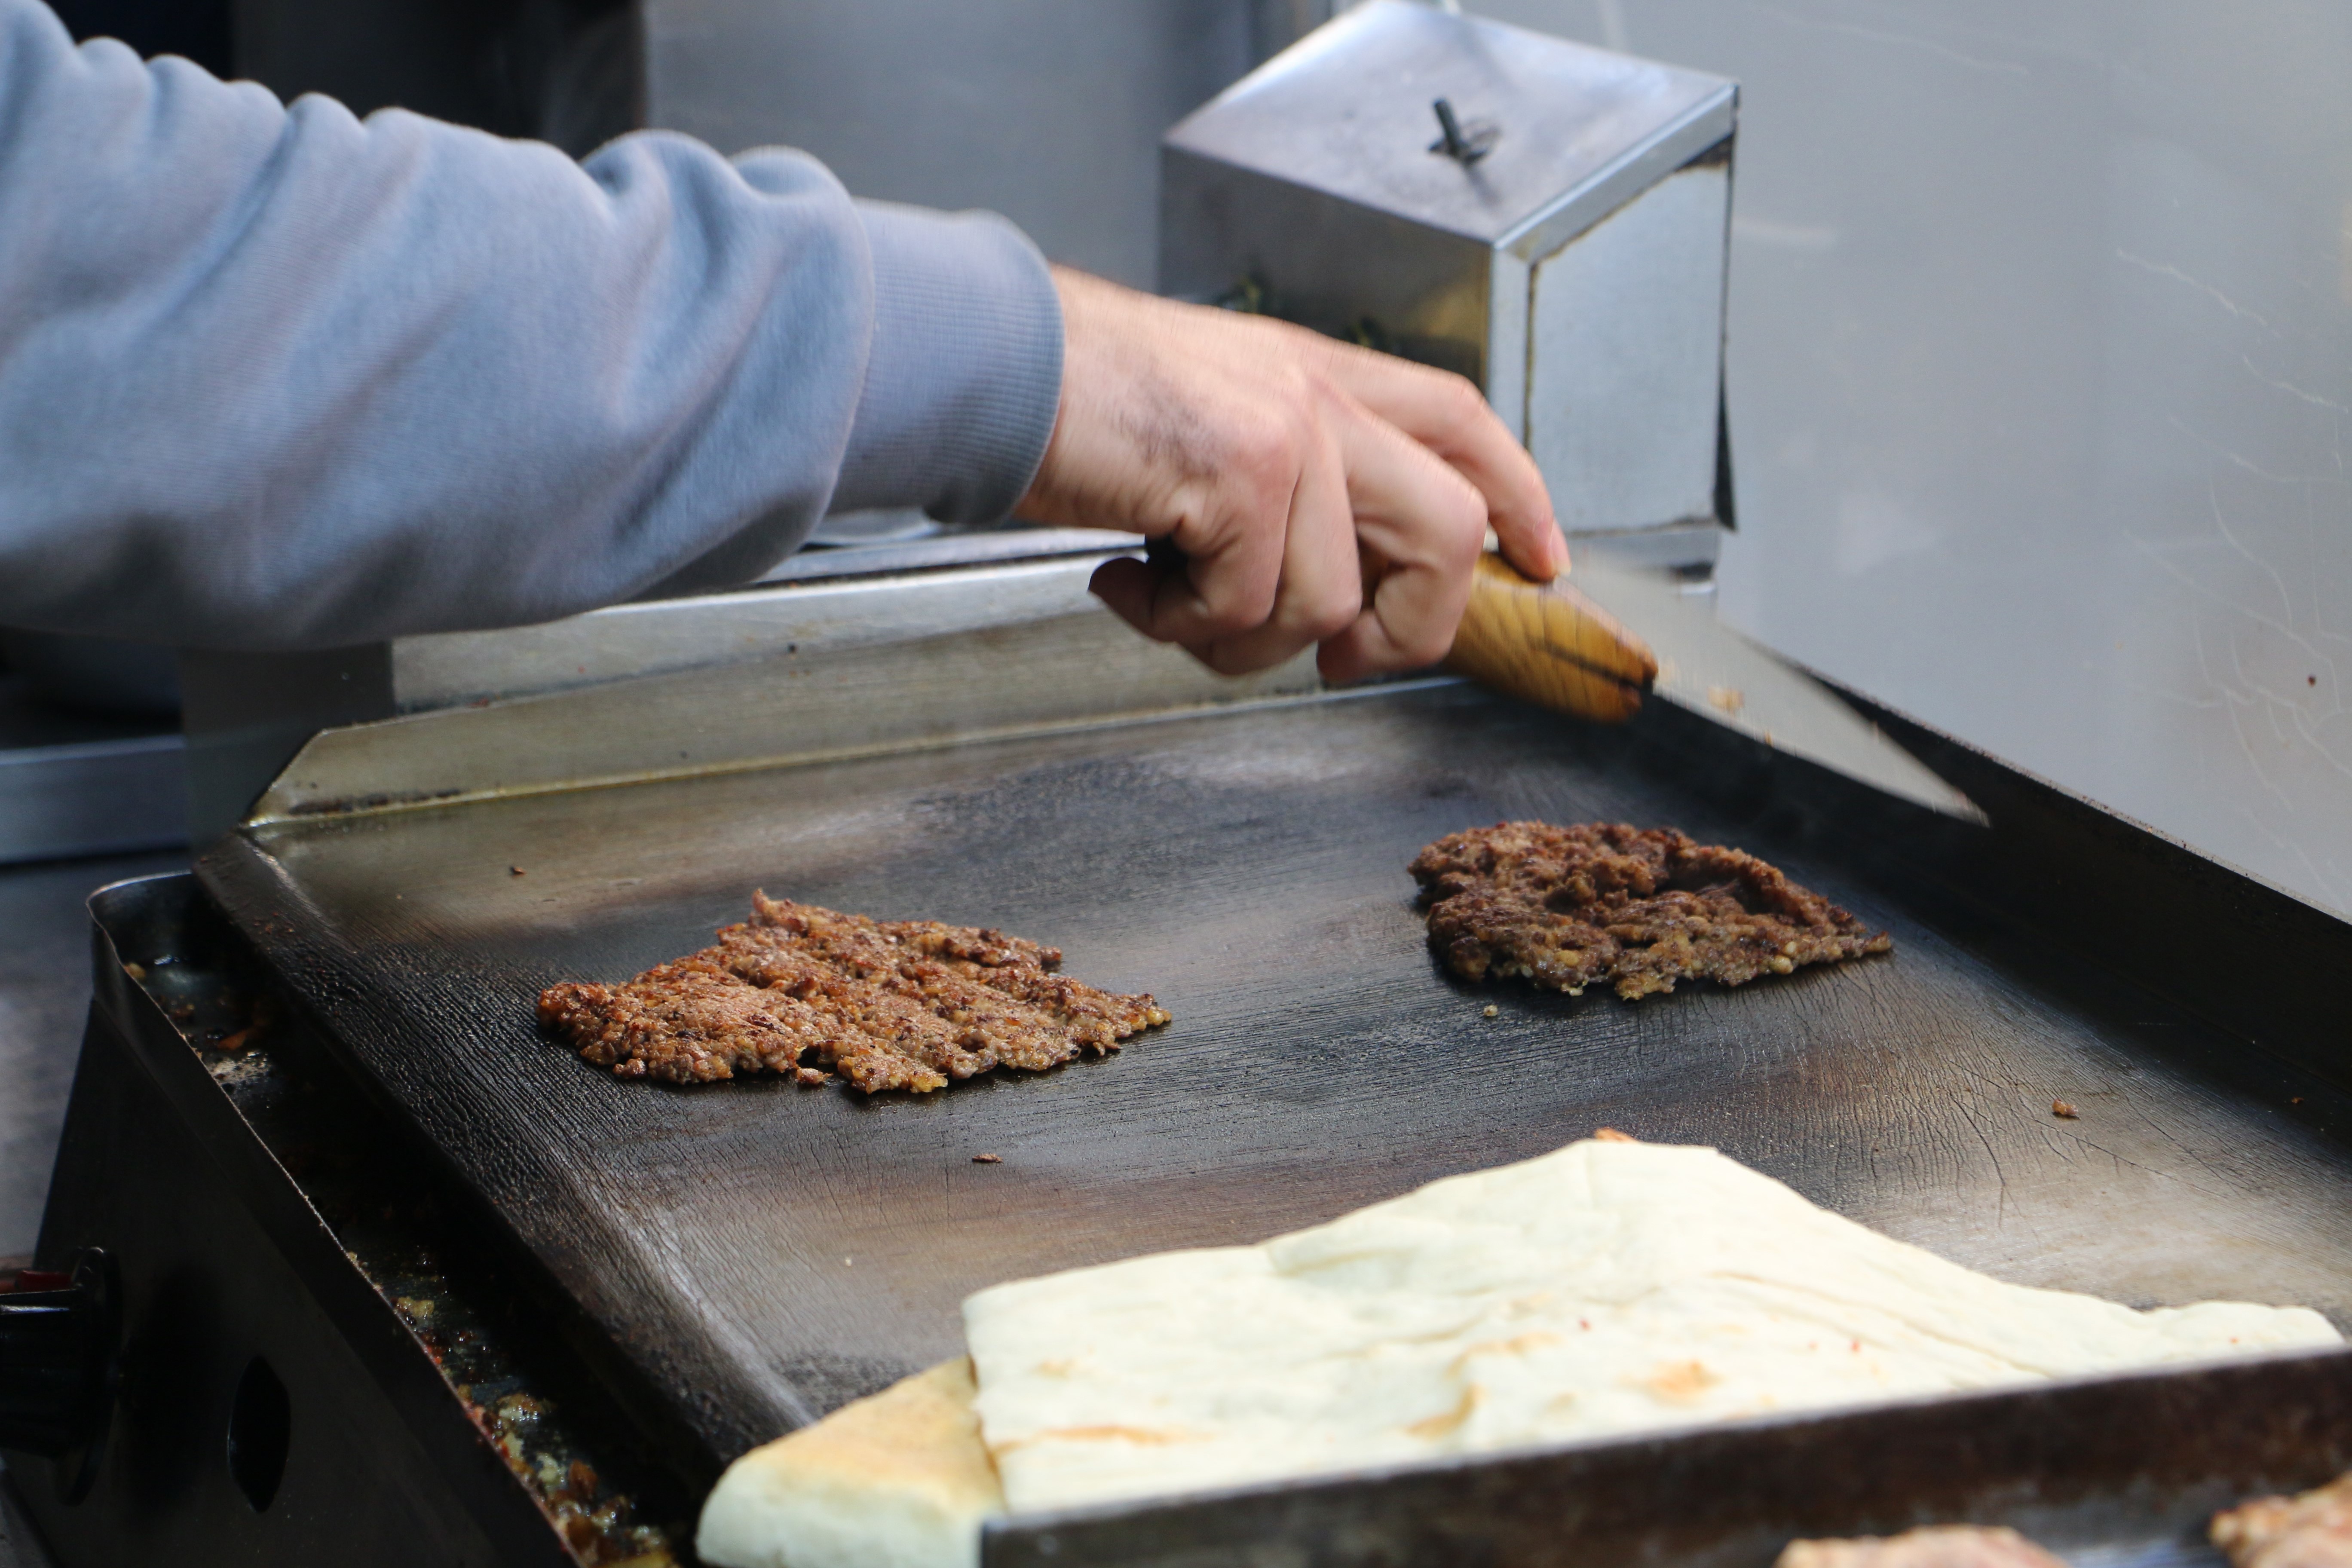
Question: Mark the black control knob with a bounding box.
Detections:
[0,1250,121,1459]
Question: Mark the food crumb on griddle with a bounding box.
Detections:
[537,893,1170,1096]
[972,1153,1003,1164]
[1410,821,1890,1001]
[1482,1004,1499,1019]
[2052,1100,2079,1119]
[2214,1472,2352,1568]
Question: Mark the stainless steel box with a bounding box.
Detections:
[1161,0,1737,565]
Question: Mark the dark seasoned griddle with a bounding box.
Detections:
[539,893,1168,1093]
[1410,820,1890,998]
[195,682,2352,1488]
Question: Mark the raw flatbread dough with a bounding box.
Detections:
[967,1138,2340,1513]
[1777,1525,2070,1568]
[696,1358,1000,1568]
[695,1138,2339,1565]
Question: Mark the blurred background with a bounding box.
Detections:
[10,0,2350,916]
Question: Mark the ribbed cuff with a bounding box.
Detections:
[830,200,1063,524]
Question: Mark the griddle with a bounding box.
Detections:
[23,575,2352,1566]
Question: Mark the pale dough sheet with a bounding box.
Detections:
[697,1358,999,1568]
[698,1138,2340,1566]
[967,1139,2338,1513]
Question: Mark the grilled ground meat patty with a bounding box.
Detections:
[539,893,1170,1094]
[1410,821,1890,999]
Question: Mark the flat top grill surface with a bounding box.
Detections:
[199,682,2352,1473]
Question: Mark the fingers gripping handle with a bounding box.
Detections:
[1443,551,1658,723]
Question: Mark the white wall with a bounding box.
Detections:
[641,0,1257,287]
[1472,0,2352,917]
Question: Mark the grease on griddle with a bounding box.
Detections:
[539,893,1169,1095]
[1410,821,1890,1000]
[386,1262,683,1565]
[151,951,686,1563]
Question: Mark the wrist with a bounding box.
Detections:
[833,202,1064,524]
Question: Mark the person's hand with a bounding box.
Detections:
[1017,266,1566,682]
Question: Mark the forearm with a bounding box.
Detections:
[0,0,1060,650]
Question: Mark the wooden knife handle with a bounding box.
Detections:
[1443,552,1659,724]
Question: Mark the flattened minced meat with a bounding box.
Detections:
[1410,821,1890,999]
[1776,1526,2067,1568]
[2213,1472,2352,1568]
[539,893,1169,1094]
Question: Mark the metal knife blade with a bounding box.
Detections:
[1568,554,1984,822]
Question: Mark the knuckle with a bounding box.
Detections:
[1436,484,1490,564]
[1453,524,1489,572]
[1227,420,1286,473]
[1400,619,1460,668]
[1433,371,1492,430]
[1307,589,1361,642]
[1298,363,1346,403]
[1228,414,1306,490]
[1197,576,1276,637]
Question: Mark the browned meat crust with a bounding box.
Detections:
[1776,1526,2067,1568]
[538,893,1170,1095]
[1410,821,1890,1000]
[2213,1473,2352,1568]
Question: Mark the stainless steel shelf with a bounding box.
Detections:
[0,680,186,867]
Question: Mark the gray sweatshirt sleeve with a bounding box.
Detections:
[0,0,1064,650]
